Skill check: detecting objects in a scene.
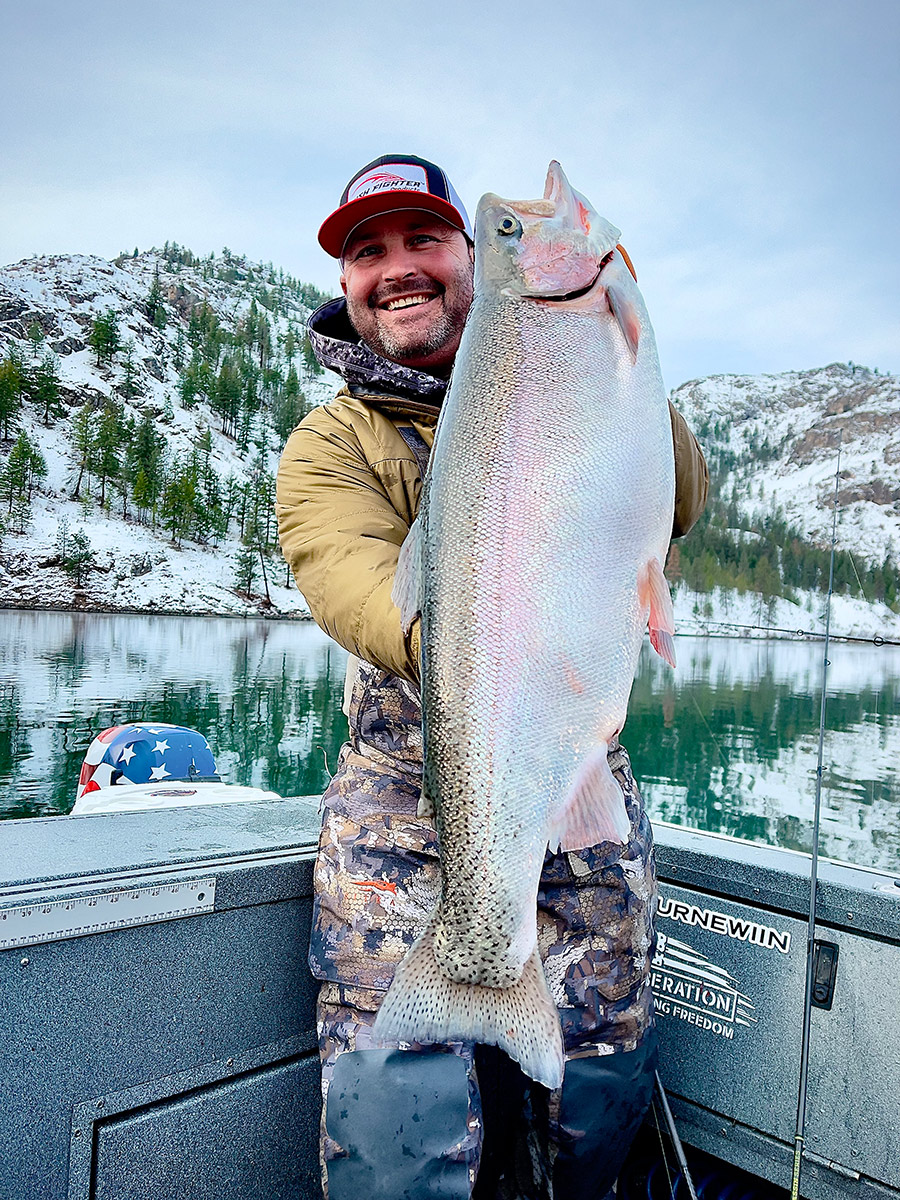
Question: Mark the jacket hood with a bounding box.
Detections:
[307,298,447,408]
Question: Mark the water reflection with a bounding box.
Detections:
[0,612,897,872]
[0,610,349,819]
[628,638,900,869]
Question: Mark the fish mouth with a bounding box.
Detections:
[525,251,614,303]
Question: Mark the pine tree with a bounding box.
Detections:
[61,530,95,586]
[160,457,198,546]
[70,402,98,499]
[0,348,26,438]
[89,309,121,366]
[233,534,258,595]
[272,367,306,441]
[34,351,64,424]
[301,333,321,380]
[118,340,140,401]
[26,321,45,360]
[0,429,46,516]
[95,402,125,509]
[129,412,165,523]
[144,266,165,328]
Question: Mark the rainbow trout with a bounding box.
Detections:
[375,162,675,1089]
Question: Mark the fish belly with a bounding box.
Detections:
[423,297,673,979]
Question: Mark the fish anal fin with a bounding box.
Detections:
[391,515,423,633]
[374,922,565,1090]
[548,744,631,852]
[639,556,676,668]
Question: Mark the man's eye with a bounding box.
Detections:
[352,245,380,260]
[410,234,437,245]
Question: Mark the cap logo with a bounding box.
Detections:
[347,162,429,202]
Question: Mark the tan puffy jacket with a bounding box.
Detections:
[276,385,708,685]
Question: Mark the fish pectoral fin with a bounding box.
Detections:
[606,274,641,363]
[549,744,631,851]
[417,791,436,819]
[639,556,676,668]
[391,515,424,633]
[374,923,565,1090]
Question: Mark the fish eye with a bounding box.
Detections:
[497,215,521,237]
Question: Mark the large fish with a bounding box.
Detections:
[375,162,676,1089]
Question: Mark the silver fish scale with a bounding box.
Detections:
[420,290,674,990]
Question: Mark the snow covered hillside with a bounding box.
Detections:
[673,363,900,561]
[0,246,336,615]
[0,248,897,639]
[670,363,900,640]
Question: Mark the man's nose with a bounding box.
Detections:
[381,247,418,281]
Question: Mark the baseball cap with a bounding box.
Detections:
[318,154,474,259]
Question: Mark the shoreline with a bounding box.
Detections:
[0,598,313,621]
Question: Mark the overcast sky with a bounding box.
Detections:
[2,0,897,388]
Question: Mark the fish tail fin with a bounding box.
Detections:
[548,743,632,851]
[640,555,676,667]
[373,921,565,1090]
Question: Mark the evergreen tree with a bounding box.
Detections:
[0,429,46,516]
[0,348,26,438]
[61,529,95,586]
[301,333,321,379]
[173,327,187,371]
[118,340,140,400]
[95,402,125,508]
[233,533,258,595]
[33,351,64,424]
[89,309,121,366]
[144,266,165,328]
[26,321,45,359]
[129,412,165,522]
[160,456,198,546]
[272,368,306,441]
[55,515,70,561]
[70,402,98,499]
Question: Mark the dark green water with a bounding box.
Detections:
[1,610,897,871]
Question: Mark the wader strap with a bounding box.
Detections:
[396,424,432,479]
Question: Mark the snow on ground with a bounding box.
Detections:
[0,488,310,617]
[673,583,900,642]
[0,249,342,617]
[673,362,900,563]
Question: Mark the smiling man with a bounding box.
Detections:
[340,210,474,371]
[276,154,709,1200]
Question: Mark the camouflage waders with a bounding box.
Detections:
[309,661,659,1199]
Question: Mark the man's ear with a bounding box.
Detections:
[340,275,347,296]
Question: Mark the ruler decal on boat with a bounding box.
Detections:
[0,878,216,949]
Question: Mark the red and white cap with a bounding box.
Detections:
[318,154,473,259]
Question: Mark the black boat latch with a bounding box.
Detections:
[811,940,839,1010]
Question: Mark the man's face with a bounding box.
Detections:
[340,213,474,374]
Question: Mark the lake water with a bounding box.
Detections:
[1,610,897,872]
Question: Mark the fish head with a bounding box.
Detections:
[475,161,644,360]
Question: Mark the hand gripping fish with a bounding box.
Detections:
[375,162,676,1089]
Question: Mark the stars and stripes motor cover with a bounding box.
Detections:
[75,723,220,801]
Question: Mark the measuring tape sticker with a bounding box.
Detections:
[0,878,216,949]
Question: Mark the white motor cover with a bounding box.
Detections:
[70,782,282,815]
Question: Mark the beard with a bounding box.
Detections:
[346,265,474,370]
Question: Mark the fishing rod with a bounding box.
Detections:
[790,433,842,1200]
[686,620,899,647]
[654,1071,699,1200]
